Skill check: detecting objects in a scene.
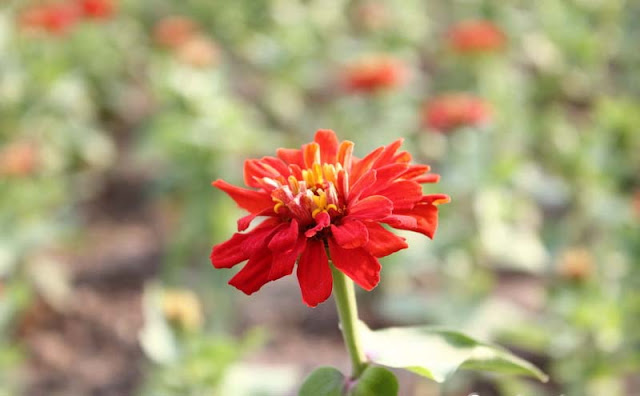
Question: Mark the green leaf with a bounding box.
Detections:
[299,366,345,396]
[359,322,548,383]
[349,366,398,396]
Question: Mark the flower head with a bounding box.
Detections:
[19,3,80,35]
[153,16,199,49]
[162,289,204,332]
[341,56,406,94]
[210,130,449,307]
[176,35,220,68]
[447,20,506,53]
[78,0,116,19]
[556,248,593,282]
[0,141,39,177]
[422,93,491,132]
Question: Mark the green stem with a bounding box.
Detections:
[331,263,368,379]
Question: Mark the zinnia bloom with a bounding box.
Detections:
[19,3,80,35]
[210,130,449,307]
[153,16,199,49]
[556,248,593,281]
[78,0,116,19]
[342,56,406,93]
[448,20,506,53]
[422,93,491,132]
[0,141,39,177]
[176,35,219,68]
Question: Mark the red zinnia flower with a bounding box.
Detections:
[176,35,220,68]
[448,20,506,53]
[210,130,449,307]
[19,3,80,35]
[422,93,491,132]
[78,0,116,19]
[0,141,39,177]
[153,16,199,49]
[342,56,407,93]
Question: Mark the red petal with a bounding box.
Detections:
[350,146,384,183]
[237,212,257,232]
[243,157,288,188]
[329,239,381,291]
[261,156,290,176]
[347,195,393,221]
[314,129,339,164]
[414,174,440,184]
[364,222,408,257]
[348,169,377,202]
[228,248,272,295]
[297,239,332,307]
[237,207,275,231]
[277,148,304,166]
[212,179,274,214]
[304,211,331,237]
[375,180,423,210]
[337,140,354,170]
[421,193,451,205]
[303,142,320,168]
[400,164,430,180]
[392,150,412,163]
[382,214,418,230]
[268,219,299,251]
[390,203,439,238]
[372,139,403,168]
[269,236,306,281]
[210,219,279,268]
[363,163,409,196]
[330,220,368,249]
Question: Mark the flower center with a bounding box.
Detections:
[268,163,345,224]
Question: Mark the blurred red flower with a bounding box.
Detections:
[78,0,116,19]
[210,130,448,307]
[176,35,220,68]
[422,94,491,132]
[0,141,39,177]
[448,20,506,53]
[153,16,199,49]
[342,56,406,93]
[19,3,80,35]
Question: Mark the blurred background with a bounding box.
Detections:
[1,0,640,395]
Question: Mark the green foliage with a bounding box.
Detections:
[299,365,399,396]
[360,322,547,383]
[349,366,399,396]
[299,367,345,396]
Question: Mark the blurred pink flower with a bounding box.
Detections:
[78,0,116,19]
[153,16,199,49]
[19,3,80,35]
[422,93,492,132]
[342,56,407,94]
[448,20,506,53]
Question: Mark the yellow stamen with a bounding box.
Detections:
[288,176,299,194]
[313,163,324,184]
[302,169,315,186]
[323,163,337,184]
